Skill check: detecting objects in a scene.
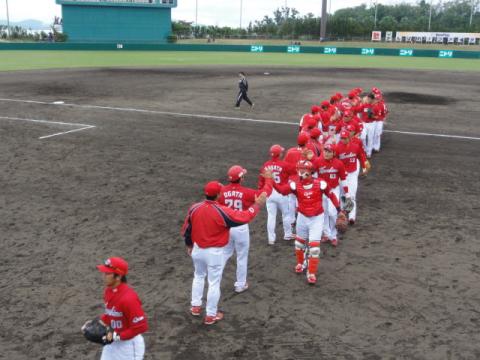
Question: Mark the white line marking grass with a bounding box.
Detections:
[0,115,96,139]
[0,98,479,141]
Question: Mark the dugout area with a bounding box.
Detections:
[0,67,479,359]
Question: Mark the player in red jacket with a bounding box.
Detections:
[87,257,148,360]
[336,130,370,224]
[182,181,267,324]
[259,145,296,245]
[314,144,350,246]
[218,165,273,293]
[273,160,341,285]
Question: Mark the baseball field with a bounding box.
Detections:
[1,52,479,359]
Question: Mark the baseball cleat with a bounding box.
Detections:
[307,274,317,285]
[283,236,295,241]
[295,264,303,274]
[234,283,249,294]
[190,306,202,316]
[321,235,329,244]
[349,219,355,226]
[268,240,275,245]
[203,311,224,325]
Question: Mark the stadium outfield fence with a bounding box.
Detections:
[0,43,479,59]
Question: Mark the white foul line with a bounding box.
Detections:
[0,98,479,141]
[0,115,96,139]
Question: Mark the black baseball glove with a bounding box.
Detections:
[81,318,114,345]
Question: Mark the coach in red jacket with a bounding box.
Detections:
[182,181,267,325]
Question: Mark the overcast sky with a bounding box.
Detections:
[0,0,402,27]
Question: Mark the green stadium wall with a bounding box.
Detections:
[0,43,479,59]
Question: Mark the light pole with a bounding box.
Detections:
[428,0,432,31]
[240,0,243,29]
[320,0,327,41]
[374,2,378,30]
[470,0,476,27]
[5,0,10,39]
[195,0,198,27]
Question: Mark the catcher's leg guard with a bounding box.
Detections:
[307,241,321,275]
[295,237,306,273]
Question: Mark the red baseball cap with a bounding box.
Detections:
[348,91,357,99]
[204,181,223,197]
[321,100,330,108]
[340,130,350,139]
[310,128,321,139]
[97,257,129,276]
[311,105,320,113]
[297,132,309,145]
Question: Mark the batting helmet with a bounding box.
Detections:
[270,144,285,158]
[228,165,247,182]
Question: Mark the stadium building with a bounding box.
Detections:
[56,0,177,43]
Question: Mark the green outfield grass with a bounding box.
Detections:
[179,38,480,51]
[0,51,478,72]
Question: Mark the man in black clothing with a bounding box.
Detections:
[235,72,254,109]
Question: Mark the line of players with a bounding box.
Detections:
[219,87,388,287]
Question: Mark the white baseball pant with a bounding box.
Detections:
[223,224,250,288]
[288,193,297,231]
[364,122,376,157]
[360,124,367,149]
[101,335,145,360]
[322,186,340,240]
[373,120,384,151]
[191,244,225,317]
[344,169,359,221]
[296,213,324,241]
[266,189,293,243]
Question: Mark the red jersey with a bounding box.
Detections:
[359,103,375,123]
[373,101,387,121]
[314,156,348,192]
[308,139,323,157]
[336,141,367,173]
[274,178,339,217]
[258,159,294,188]
[100,283,148,341]
[218,179,272,211]
[182,200,259,248]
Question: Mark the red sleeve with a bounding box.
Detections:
[338,161,347,181]
[259,177,273,196]
[119,293,148,341]
[216,203,260,227]
[273,181,292,196]
[357,145,367,169]
[325,184,340,209]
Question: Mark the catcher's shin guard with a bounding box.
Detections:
[307,241,321,275]
[308,257,319,275]
[295,236,306,268]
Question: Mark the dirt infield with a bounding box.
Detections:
[0,67,479,360]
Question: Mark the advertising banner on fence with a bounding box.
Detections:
[385,31,393,42]
[395,31,480,41]
[371,31,382,42]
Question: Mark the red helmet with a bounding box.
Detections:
[310,127,321,139]
[270,144,284,158]
[297,132,309,146]
[296,160,315,173]
[228,165,247,182]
